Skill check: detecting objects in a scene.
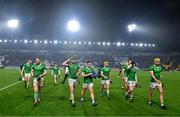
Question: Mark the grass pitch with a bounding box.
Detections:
[0,69,180,116]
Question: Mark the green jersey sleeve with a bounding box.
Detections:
[149,65,154,71]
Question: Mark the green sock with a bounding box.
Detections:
[107,91,110,96]
[38,92,41,99]
[34,92,38,102]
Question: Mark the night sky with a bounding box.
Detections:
[0,0,180,52]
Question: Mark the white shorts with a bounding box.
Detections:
[150,82,162,88]
[123,77,128,82]
[53,75,58,78]
[83,83,94,88]
[101,80,110,85]
[68,78,77,86]
[128,81,137,87]
[33,78,40,86]
[24,73,31,78]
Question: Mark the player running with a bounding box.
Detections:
[62,65,69,84]
[51,64,61,85]
[80,60,97,106]
[148,58,167,110]
[21,60,32,88]
[62,58,80,107]
[125,61,139,102]
[31,57,47,106]
[100,61,112,99]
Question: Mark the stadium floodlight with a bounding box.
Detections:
[44,40,48,44]
[135,43,138,46]
[74,41,77,45]
[24,40,28,44]
[64,41,67,44]
[152,44,155,47]
[148,44,151,47]
[131,43,134,46]
[7,19,19,28]
[121,43,125,46]
[97,42,101,45]
[84,42,87,45]
[29,40,32,43]
[139,43,143,47]
[107,42,110,46]
[144,44,147,47]
[117,42,121,46]
[102,42,106,46]
[88,42,91,45]
[128,24,136,32]
[53,40,58,44]
[34,40,38,44]
[67,20,80,32]
[0,40,2,43]
[4,40,7,43]
[78,41,81,45]
[14,40,17,43]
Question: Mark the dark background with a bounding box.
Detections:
[0,0,180,52]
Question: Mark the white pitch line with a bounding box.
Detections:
[0,81,23,91]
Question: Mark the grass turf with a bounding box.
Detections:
[0,69,180,116]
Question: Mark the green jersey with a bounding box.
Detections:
[123,64,128,77]
[127,67,137,81]
[23,63,32,73]
[52,67,59,75]
[67,63,80,79]
[101,66,111,80]
[149,64,163,82]
[82,66,94,84]
[32,63,46,78]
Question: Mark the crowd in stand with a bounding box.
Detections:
[0,50,180,70]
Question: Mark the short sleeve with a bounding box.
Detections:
[100,67,104,72]
[123,65,128,70]
[149,65,154,71]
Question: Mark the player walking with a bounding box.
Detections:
[21,60,32,88]
[125,61,139,102]
[31,57,47,106]
[62,58,80,107]
[100,61,112,99]
[80,60,97,106]
[148,58,167,110]
[121,60,132,92]
[51,64,61,84]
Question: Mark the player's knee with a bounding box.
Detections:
[159,90,163,95]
